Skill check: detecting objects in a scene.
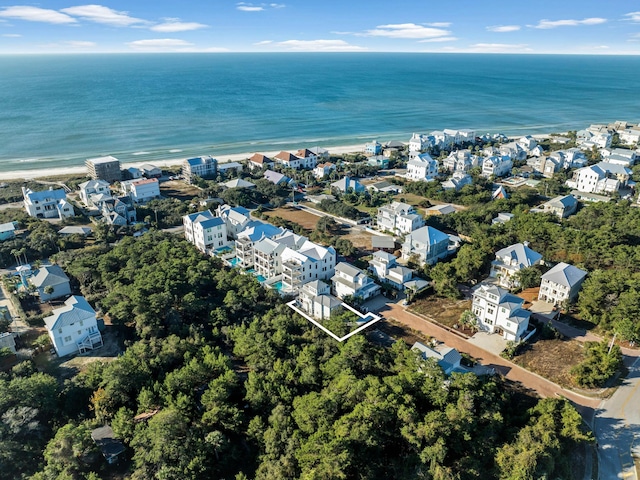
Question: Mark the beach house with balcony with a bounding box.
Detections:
[121,178,160,204]
[472,284,531,341]
[183,210,229,255]
[274,151,302,169]
[248,153,275,171]
[281,240,336,292]
[401,226,452,265]
[216,204,252,239]
[101,197,136,226]
[539,195,578,219]
[490,242,543,289]
[332,262,380,301]
[23,187,74,220]
[45,296,103,357]
[235,223,285,268]
[295,149,319,169]
[298,280,342,320]
[182,156,217,183]
[408,133,433,155]
[482,155,513,178]
[364,140,382,155]
[376,202,424,235]
[406,153,438,182]
[79,179,112,208]
[313,162,336,179]
[538,262,587,306]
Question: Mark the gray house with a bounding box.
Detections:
[30,265,71,302]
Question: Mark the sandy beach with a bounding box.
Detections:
[0,144,365,182]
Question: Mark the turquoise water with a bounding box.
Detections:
[256,275,267,283]
[271,281,284,291]
[1,53,640,172]
[228,257,240,267]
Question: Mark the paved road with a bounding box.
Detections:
[595,356,640,480]
[381,301,601,410]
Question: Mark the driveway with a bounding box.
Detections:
[468,331,507,356]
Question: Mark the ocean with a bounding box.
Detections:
[1,53,639,173]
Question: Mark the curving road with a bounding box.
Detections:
[595,356,640,480]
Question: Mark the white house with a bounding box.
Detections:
[235,223,284,268]
[376,202,424,235]
[412,341,463,375]
[482,155,513,178]
[332,262,380,301]
[331,176,365,193]
[368,251,428,292]
[401,226,452,265]
[281,240,336,292]
[472,284,531,341]
[566,163,630,194]
[222,178,256,189]
[298,280,342,320]
[29,265,71,302]
[79,180,111,208]
[248,153,275,171]
[121,178,160,204]
[183,210,229,255]
[101,197,136,226]
[23,187,74,220]
[313,162,336,179]
[442,150,481,173]
[182,156,217,183]
[490,242,543,289]
[216,204,252,239]
[274,151,302,169]
[295,149,319,169]
[617,128,640,146]
[45,296,103,357]
[408,133,432,154]
[406,153,438,182]
[538,262,587,306]
[139,163,162,178]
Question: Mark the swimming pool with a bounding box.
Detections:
[228,257,241,267]
[256,275,267,283]
[271,281,284,291]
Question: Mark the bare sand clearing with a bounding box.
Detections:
[0,144,364,182]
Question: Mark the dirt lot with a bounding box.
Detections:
[377,319,429,346]
[410,296,472,329]
[263,206,320,230]
[160,180,202,201]
[512,338,586,388]
[344,227,376,250]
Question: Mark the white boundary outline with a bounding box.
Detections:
[287,300,382,342]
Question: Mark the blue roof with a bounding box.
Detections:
[186,156,216,166]
[186,210,215,223]
[240,223,283,241]
[25,188,66,202]
[199,217,224,229]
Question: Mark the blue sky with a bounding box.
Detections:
[1,1,640,54]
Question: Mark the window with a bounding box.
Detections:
[58,328,62,334]
[487,308,494,315]
[64,336,72,343]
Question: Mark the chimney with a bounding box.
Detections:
[523,241,530,247]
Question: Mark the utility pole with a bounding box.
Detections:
[608,332,618,355]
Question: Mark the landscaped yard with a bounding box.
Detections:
[410,296,472,329]
[263,206,320,230]
[512,338,586,388]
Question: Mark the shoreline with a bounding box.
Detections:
[0,144,365,182]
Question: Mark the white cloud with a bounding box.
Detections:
[2,33,22,37]
[469,43,530,52]
[624,12,640,22]
[237,5,263,12]
[64,40,96,47]
[364,23,451,39]
[532,17,606,29]
[594,45,609,49]
[150,21,208,32]
[237,3,284,11]
[418,36,457,43]
[270,3,285,8]
[269,39,367,52]
[254,40,273,45]
[128,38,193,49]
[487,25,520,32]
[0,6,76,24]
[61,5,147,26]
[425,22,451,27]
[126,38,229,52]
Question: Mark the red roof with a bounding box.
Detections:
[296,148,315,157]
[275,151,299,162]
[132,178,158,186]
[249,153,273,164]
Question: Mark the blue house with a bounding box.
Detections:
[0,222,17,241]
[331,176,365,193]
[365,140,382,155]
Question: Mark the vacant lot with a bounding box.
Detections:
[410,296,472,329]
[263,206,320,230]
[512,338,586,388]
[344,227,376,250]
[160,180,202,201]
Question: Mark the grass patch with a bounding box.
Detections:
[160,180,202,202]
